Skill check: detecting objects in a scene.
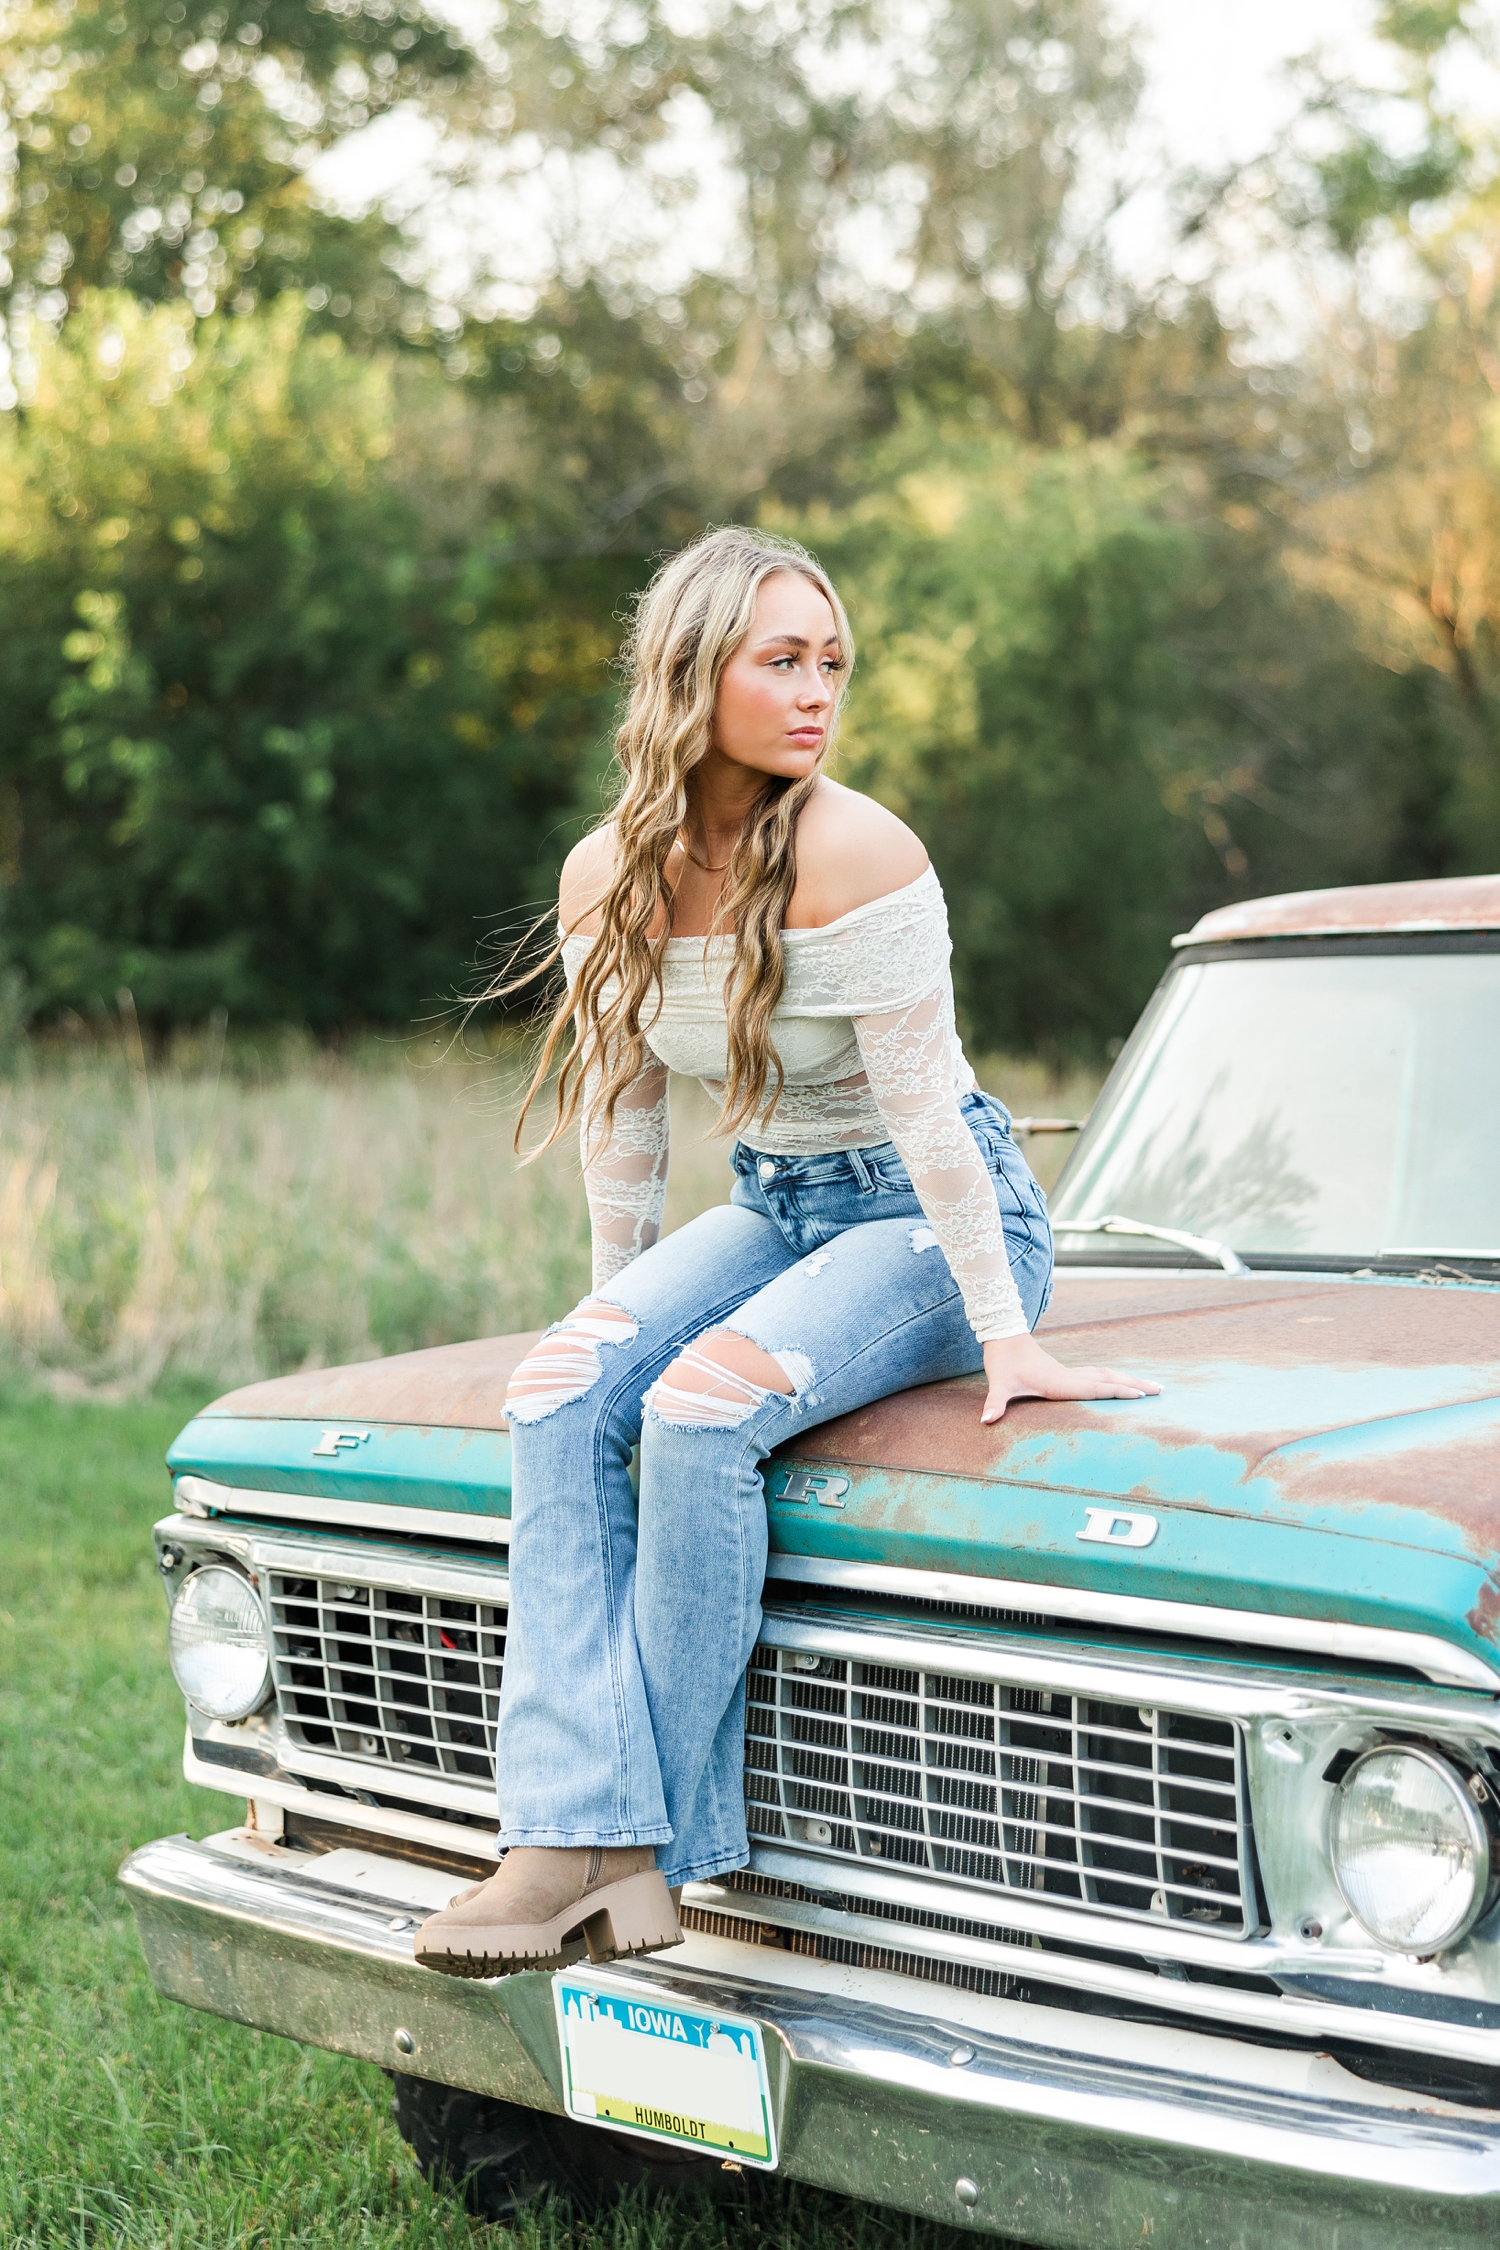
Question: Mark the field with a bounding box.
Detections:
[0,1030,1099,1399]
[0,1038,1097,2245]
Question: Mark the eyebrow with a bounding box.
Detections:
[755,632,841,651]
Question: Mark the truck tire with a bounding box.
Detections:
[391,2073,735,2219]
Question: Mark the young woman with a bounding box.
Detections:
[416,526,1158,1979]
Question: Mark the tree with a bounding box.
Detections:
[801,425,1200,1052]
[0,295,611,1023]
[1219,0,1500,870]
[0,0,470,336]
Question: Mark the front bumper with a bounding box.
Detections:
[122,1832,1500,2247]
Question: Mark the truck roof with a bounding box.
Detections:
[1175,871,1500,948]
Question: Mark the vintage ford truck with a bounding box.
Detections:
[123,870,1500,2247]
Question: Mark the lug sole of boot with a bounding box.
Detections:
[415,1870,682,1981]
[413,1935,589,1979]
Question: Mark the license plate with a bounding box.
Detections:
[552,1972,778,2168]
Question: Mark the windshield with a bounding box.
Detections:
[1050,947,1500,1264]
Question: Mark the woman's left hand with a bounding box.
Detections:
[980,1334,1161,1425]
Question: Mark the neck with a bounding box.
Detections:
[682,749,771,861]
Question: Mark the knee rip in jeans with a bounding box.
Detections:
[645,1331,814,1430]
[504,1300,638,1425]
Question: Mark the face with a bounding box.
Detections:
[711,571,844,780]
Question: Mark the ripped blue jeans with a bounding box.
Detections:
[497,1089,1052,1887]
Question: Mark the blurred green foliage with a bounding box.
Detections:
[1,0,1498,1050]
[0,0,471,334]
[0,297,613,1021]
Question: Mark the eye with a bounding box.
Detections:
[770,655,796,671]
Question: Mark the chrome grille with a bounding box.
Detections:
[745,1647,1253,1935]
[269,1574,505,1782]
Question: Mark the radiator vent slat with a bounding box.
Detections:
[269,1575,506,1784]
[746,1647,1252,1936]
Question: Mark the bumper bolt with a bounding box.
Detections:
[955,2178,979,2208]
[949,2045,975,2067]
[393,2029,415,2056]
[158,1544,184,1575]
[389,1916,414,1932]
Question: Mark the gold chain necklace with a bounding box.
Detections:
[675,828,733,874]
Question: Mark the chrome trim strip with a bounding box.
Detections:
[1171,919,1500,946]
[182,1732,501,1841]
[754,1606,1500,1723]
[692,1876,1417,2048]
[726,1848,1380,1978]
[173,1475,509,1548]
[764,1552,1500,1691]
[121,1832,1500,2237]
[159,1514,511,1606]
[253,1736,498,1820]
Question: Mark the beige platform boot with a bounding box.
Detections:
[414,1845,682,1979]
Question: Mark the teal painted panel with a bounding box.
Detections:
[764,1458,1500,1670]
[163,1348,1500,1676]
[166,1416,512,1518]
[941,1371,1500,1552]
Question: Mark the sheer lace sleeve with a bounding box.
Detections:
[853,981,1028,1343]
[579,1054,671,1289]
[561,932,670,1289]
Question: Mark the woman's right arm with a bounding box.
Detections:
[578,1055,671,1288]
[559,828,671,1289]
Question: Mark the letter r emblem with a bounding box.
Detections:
[774,1468,851,1509]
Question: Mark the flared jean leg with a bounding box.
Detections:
[495,1203,796,1850]
[635,1207,1054,1888]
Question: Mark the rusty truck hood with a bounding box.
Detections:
[167,1273,1500,1675]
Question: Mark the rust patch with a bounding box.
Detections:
[785,1278,1500,1485]
[1467,1574,1500,1646]
[781,1383,1320,1488]
[1181,872,1500,947]
[1263,1427,1500,1559]
[1037,1275,1338,1332]
[202,1332,543,1433]
[1042,1274,1500,1367]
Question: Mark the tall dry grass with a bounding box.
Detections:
[0,1017,1098,1397]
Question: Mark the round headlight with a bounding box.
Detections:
[1331,1746,1491,1954]
[168,1565,270,1722]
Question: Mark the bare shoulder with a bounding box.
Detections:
[559,825,618,937]
[788,780,929,927]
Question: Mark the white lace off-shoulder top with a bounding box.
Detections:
[561,867,1026,1341]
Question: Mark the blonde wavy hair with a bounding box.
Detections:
[512,524,854,1157]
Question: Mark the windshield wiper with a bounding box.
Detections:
[1052,1212,1251,1276]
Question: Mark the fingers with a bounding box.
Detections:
[1057,1368,1160,1400]
[979,1366,1162,1422]
[1087,1366,1163,1398]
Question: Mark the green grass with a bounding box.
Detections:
[0,1390,1003,2250]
